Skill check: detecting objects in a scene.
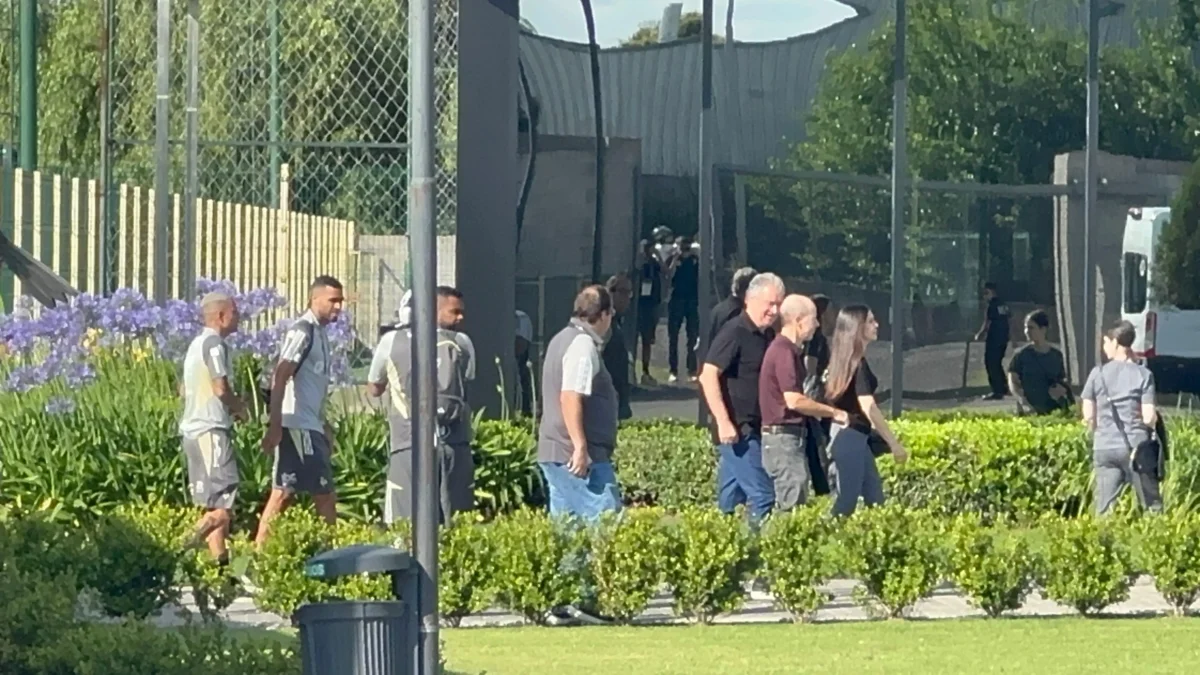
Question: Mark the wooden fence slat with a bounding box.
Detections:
[131,186,143,292]
[86,179,99,294]
[13,169,23,300]
[118,183,129,290]
[205,198,217,280]
[172,193,182,298]
[145,188,156,300]
[69,177,81,290]
[50,174,62,279]
[31,171,42,265]
[223,202,234,282]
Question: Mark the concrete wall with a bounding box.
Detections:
[1052,150,1186,383]
[516,134,642,278]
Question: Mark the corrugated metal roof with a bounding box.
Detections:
[517,0,1176,178]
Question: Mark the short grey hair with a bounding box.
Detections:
[199,292,234,315]
[745,272,785,299]
[730,267,758,299]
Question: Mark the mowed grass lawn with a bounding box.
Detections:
[442,618,1200,674]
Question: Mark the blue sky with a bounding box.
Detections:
[520,0,855,45]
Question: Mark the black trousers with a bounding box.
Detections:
[984,342,1008,396]
[668,298,699,376]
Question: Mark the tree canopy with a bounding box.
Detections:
[621,11,725,47]
[752,2,1200,294]
[1156,159,1200,309]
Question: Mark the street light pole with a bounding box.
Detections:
[697,0,714,426]
[1083,0,1101,374]
[408,0,439,673]
[17,0,35,170]
[889,0,908,418]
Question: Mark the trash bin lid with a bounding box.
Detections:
[294,600,407,623]
[305,544,413,580]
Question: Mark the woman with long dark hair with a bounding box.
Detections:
[823,305,907,516]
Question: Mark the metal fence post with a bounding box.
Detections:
[17,0,35,170]
[889,0,908,418]
[408,0,439,672]
[152,0,170,302]
[697,0,714,427]
[183,0,200,299]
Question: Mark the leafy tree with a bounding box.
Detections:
[1154,158,1200,309]
[621,11,725,47]
[754,2,1200,293]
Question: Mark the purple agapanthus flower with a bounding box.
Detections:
[0,278,358,394]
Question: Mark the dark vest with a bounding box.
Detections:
[537,320,619,463]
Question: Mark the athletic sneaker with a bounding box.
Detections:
[641,373,658,386]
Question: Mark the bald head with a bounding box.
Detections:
[200,292,239,336]
[780,294,819,343]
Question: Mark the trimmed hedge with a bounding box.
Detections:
[207,503,1200,625]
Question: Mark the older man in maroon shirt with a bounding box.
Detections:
[758,294,848,510]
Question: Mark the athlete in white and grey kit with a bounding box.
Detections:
[255,275,344,548]
[179,292,246,565]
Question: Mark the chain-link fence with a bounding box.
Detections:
[721,166,1067,401]
[100,0,459,297]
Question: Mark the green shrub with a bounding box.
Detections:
[1039,514,1136,615]
[838,504,945,618]
[86,511,183,618]
[0,562,78,675]
[473,416,542,515]
[490,509,586,625]
[1153,158,1200,310]
[947,514,1038,617]
[663,506,756,624]
[439,512,496,627]
[614,420,715,507]
[250,509,396,617]
[588,509,672,623]
[1137,510,1200,615]
[758,505,840,622]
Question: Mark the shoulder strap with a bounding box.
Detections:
[1095,365,1135,453]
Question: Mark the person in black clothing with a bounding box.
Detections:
[975,282,1012,400]
[604,273,635,420]
[802,293,834,496]
[824,305,908,517]
[667,235,700,383]
[1008,309,1072,415]
[707,266,758,348]
[636,240,664,385]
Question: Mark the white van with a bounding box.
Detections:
[1121,207,1200,393]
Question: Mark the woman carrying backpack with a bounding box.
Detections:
[1081,320,1164,515]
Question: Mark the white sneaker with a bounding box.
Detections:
[745,578,774,602]
[668,373,679,384]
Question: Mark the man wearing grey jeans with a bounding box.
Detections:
[758,295,848,510]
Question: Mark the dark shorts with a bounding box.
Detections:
[273,428,336,496]
[636,300,660,342]
[182,429,240,510]
[384,444,475,524]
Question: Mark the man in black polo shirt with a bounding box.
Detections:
[697,272,786,522]
[707,266,757,350]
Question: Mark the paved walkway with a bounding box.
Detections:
[153,575,1189,630]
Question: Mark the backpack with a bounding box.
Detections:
[257,319,315,406]
[384,328,469,432]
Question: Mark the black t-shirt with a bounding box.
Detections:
[705,313,774,434]
[986,297,1011,345]
[602,316,632,418]
[804,331,831,379]
[639,259,663,305]
[707,296,742,346]
[670,254,699,305]
[831,359,878,434]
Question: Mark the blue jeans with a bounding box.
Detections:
[717,435,775,522]
[539,461,622,522]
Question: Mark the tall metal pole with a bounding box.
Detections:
[269,0,281,207]
[17,0,35,169]
[581,0,605,282]
[408,0,439,672]
[1083,0,1100,372]
[889,0,907,418]
[99,0,115,293]
[152,0,170,302]
[183,0,200,299]
[697,0,714,427]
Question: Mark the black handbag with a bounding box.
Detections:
[866,431,890,458]
[1096,371,1162,479]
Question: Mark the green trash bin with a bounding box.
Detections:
[295,544,414,675]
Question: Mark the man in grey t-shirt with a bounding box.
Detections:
[368,286,476,525]
[179,292,245,564]
[255,276,344,548]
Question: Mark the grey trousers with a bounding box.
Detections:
[1094,446,1163,515]
[828,424,885,517]
[762,429,810,511]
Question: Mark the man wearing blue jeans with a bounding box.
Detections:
[537,285,621,624]
[538,284,622,521]
[698,273,786,522]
